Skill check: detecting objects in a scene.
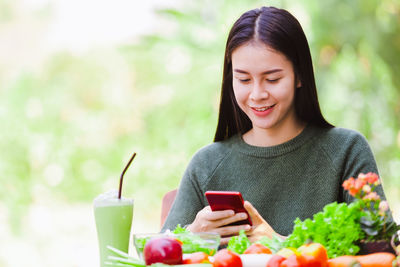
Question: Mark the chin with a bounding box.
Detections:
[252,122,276,130]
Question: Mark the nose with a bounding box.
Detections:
[249,82,269,101]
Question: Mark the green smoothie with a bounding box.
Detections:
[94,195,133,267]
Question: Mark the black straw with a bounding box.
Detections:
[118,152,136,199]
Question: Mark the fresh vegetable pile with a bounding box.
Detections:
[106,172,400,267]
[106,237,399,267]
[226,232,398,267]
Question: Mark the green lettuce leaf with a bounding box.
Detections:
[227,230,251,254]
[285,201,365,258]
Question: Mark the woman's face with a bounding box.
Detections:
[231,41,300,135]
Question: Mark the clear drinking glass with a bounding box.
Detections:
[94,190,134,267]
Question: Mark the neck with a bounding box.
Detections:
[243,119,306,147]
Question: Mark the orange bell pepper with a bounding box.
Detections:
[298,243,328,267]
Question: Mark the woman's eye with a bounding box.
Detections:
[239,78,250,83]
[267,78,280,82]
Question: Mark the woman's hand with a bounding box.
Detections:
[186,205,252,245]
[244,201,286,243]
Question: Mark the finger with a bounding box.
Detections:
[244,225,255,235]
[214,224,251,237]
[206,209,235,221]
[213,212,249,228]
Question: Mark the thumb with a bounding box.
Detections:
[244,201,278,239]
[244,201,264,225]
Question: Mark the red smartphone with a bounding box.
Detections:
[205,191,252,226]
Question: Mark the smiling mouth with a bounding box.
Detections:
[252,104,276,111]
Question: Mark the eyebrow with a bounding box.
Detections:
[233,68,283,75]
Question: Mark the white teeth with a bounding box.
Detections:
[254,105,274,111]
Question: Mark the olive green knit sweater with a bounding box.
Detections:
[161,125,386,235]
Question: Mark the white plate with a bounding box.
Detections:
[240,254,273,267]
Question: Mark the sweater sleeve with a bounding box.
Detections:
[338,130,387,203]
[160,153,206,232]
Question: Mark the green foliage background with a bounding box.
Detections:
[0,0,399,235]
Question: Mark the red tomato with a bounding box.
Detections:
[298,243,328,267]
[243,243,272,254]
[183,252,210,264]
[267,254,287,267]
[213,249,242,267]
[280,254,306,267]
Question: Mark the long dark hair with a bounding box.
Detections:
[214,6,333,142]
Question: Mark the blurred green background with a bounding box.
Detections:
[0,0,399,266]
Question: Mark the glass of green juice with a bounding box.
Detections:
[94,190,134,267]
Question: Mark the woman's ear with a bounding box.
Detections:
[296,79,302,88]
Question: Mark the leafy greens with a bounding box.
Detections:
[256,234,286,253]
[172,225,218,255]
[285,201,365,258]
[226,230,251,254]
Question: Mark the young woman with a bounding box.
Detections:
[161,6,386,244]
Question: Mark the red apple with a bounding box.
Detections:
[143,237,183,265]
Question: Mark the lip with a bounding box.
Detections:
[250,104,275,117]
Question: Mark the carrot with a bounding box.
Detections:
[328,255,361,267]
[355,252,396,267]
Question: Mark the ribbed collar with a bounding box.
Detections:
[231,124,319,158]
